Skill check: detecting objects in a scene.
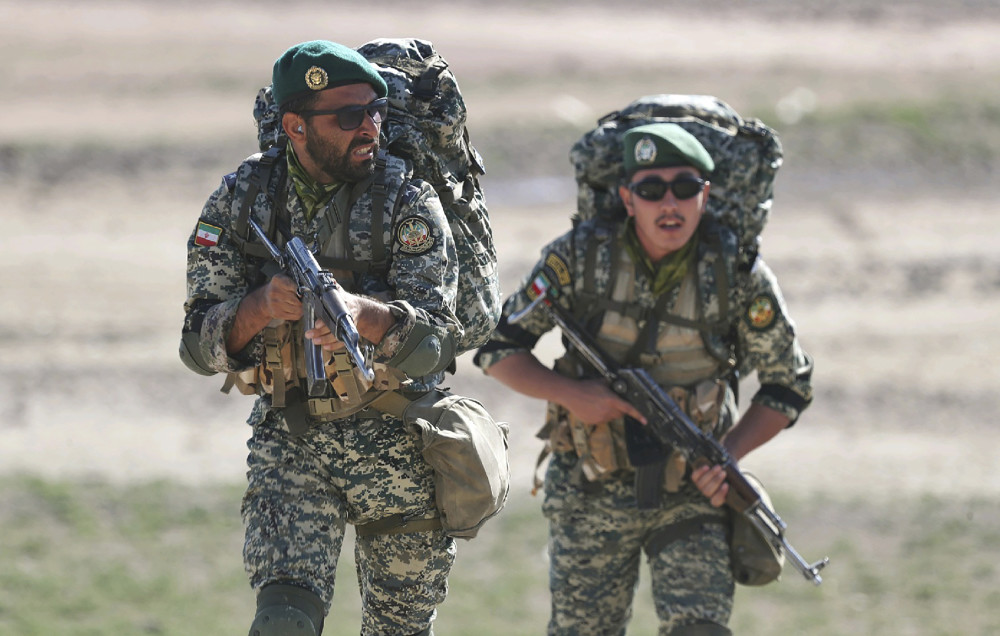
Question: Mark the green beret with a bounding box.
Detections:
[272,40,388,107]
[622,123,715,178]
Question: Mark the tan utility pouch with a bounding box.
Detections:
[542,403,630,483]
[661,380,728,491]
[222,323,298,405]
[385,389,510,539]
[729,471,785,586]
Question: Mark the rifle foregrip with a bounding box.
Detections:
[722,464,763,512]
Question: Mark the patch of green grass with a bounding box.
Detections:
[728,493,1000,635]
[0,476,249,636]
[2,476,999,635]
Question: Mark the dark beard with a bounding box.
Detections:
[305,134,379,183]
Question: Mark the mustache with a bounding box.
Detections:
[349,137,379,153]
[655,213,685,223]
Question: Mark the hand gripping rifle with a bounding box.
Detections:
[510,282,829,585]
[248,218,374,396]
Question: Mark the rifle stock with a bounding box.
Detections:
[510,287,828,585]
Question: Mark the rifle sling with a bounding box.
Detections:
[643,513,724,558]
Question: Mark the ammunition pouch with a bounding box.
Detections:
[221,319,408,424]
[220,322,297,406]
[535,377,730,497]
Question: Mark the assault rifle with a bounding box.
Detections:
[248,218,374,395]
[510,284,829,585]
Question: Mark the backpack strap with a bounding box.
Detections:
[576,221,632,326]
[367,152,390,272]
[233,145,287,260]
[574,220,738,367]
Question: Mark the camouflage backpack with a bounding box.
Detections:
[249,37,500,353]
[570,94,783,270]
[566,95,784,377]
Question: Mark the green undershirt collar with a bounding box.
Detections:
[623,217,699,296]
[286,145,343,223]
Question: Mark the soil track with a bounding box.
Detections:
[1,0,999,504]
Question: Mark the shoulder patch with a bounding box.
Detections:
[543,252,572,287]
[525,270,553,301]
[194,221,224,247]
[222,172,237,192]
[746,293,778,330]
[396,215,436,255]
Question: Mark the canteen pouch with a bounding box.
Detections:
[403,389,510,539]
[729,472,785,586]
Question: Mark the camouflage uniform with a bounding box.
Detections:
[475,217,813,635]
[182,149,461,635]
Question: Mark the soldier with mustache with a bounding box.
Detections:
[182,40,469,636]
[475,123,814,635]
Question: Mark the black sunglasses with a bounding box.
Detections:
[628,175,706,201]
[298,98,389,131]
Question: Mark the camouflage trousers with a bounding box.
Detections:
[242,405,456,636]
[542,452,734,636]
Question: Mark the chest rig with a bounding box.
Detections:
[539,221,743,498]
[224,146,417,421]
[570,219,741,381]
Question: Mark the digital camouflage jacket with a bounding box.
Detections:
[475,217,813,423]
[181,151,462,413]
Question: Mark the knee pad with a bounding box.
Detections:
[668,621,732,636]
[249,583,325,636]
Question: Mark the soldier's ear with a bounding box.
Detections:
[619,184,637,218]
[283,113,306,141]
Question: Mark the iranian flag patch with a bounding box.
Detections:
[195,221,222,247]
[527,272,550,300]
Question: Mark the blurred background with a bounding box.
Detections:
[2,1,999,634]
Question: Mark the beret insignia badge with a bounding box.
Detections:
[634,136,657,165]
[304,66,329,91]
[747,294,777,330]
[396,216,435,255]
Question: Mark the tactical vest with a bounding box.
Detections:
[572,218,744,376]
[538,220,741,489]
[595,252,723,388]
[223,149,418,421]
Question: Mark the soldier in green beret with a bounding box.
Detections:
[475,120,814,634]
[181,40,469,636]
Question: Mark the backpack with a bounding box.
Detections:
[248,37,500,354]
[568,95,784,376]
[570,94,783,271]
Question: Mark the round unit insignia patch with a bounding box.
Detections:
[634,136,658,165]
[304,66,329,91]
[747,294,777,330]
[396,216,435,255]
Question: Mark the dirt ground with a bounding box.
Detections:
[1,0,999,507]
